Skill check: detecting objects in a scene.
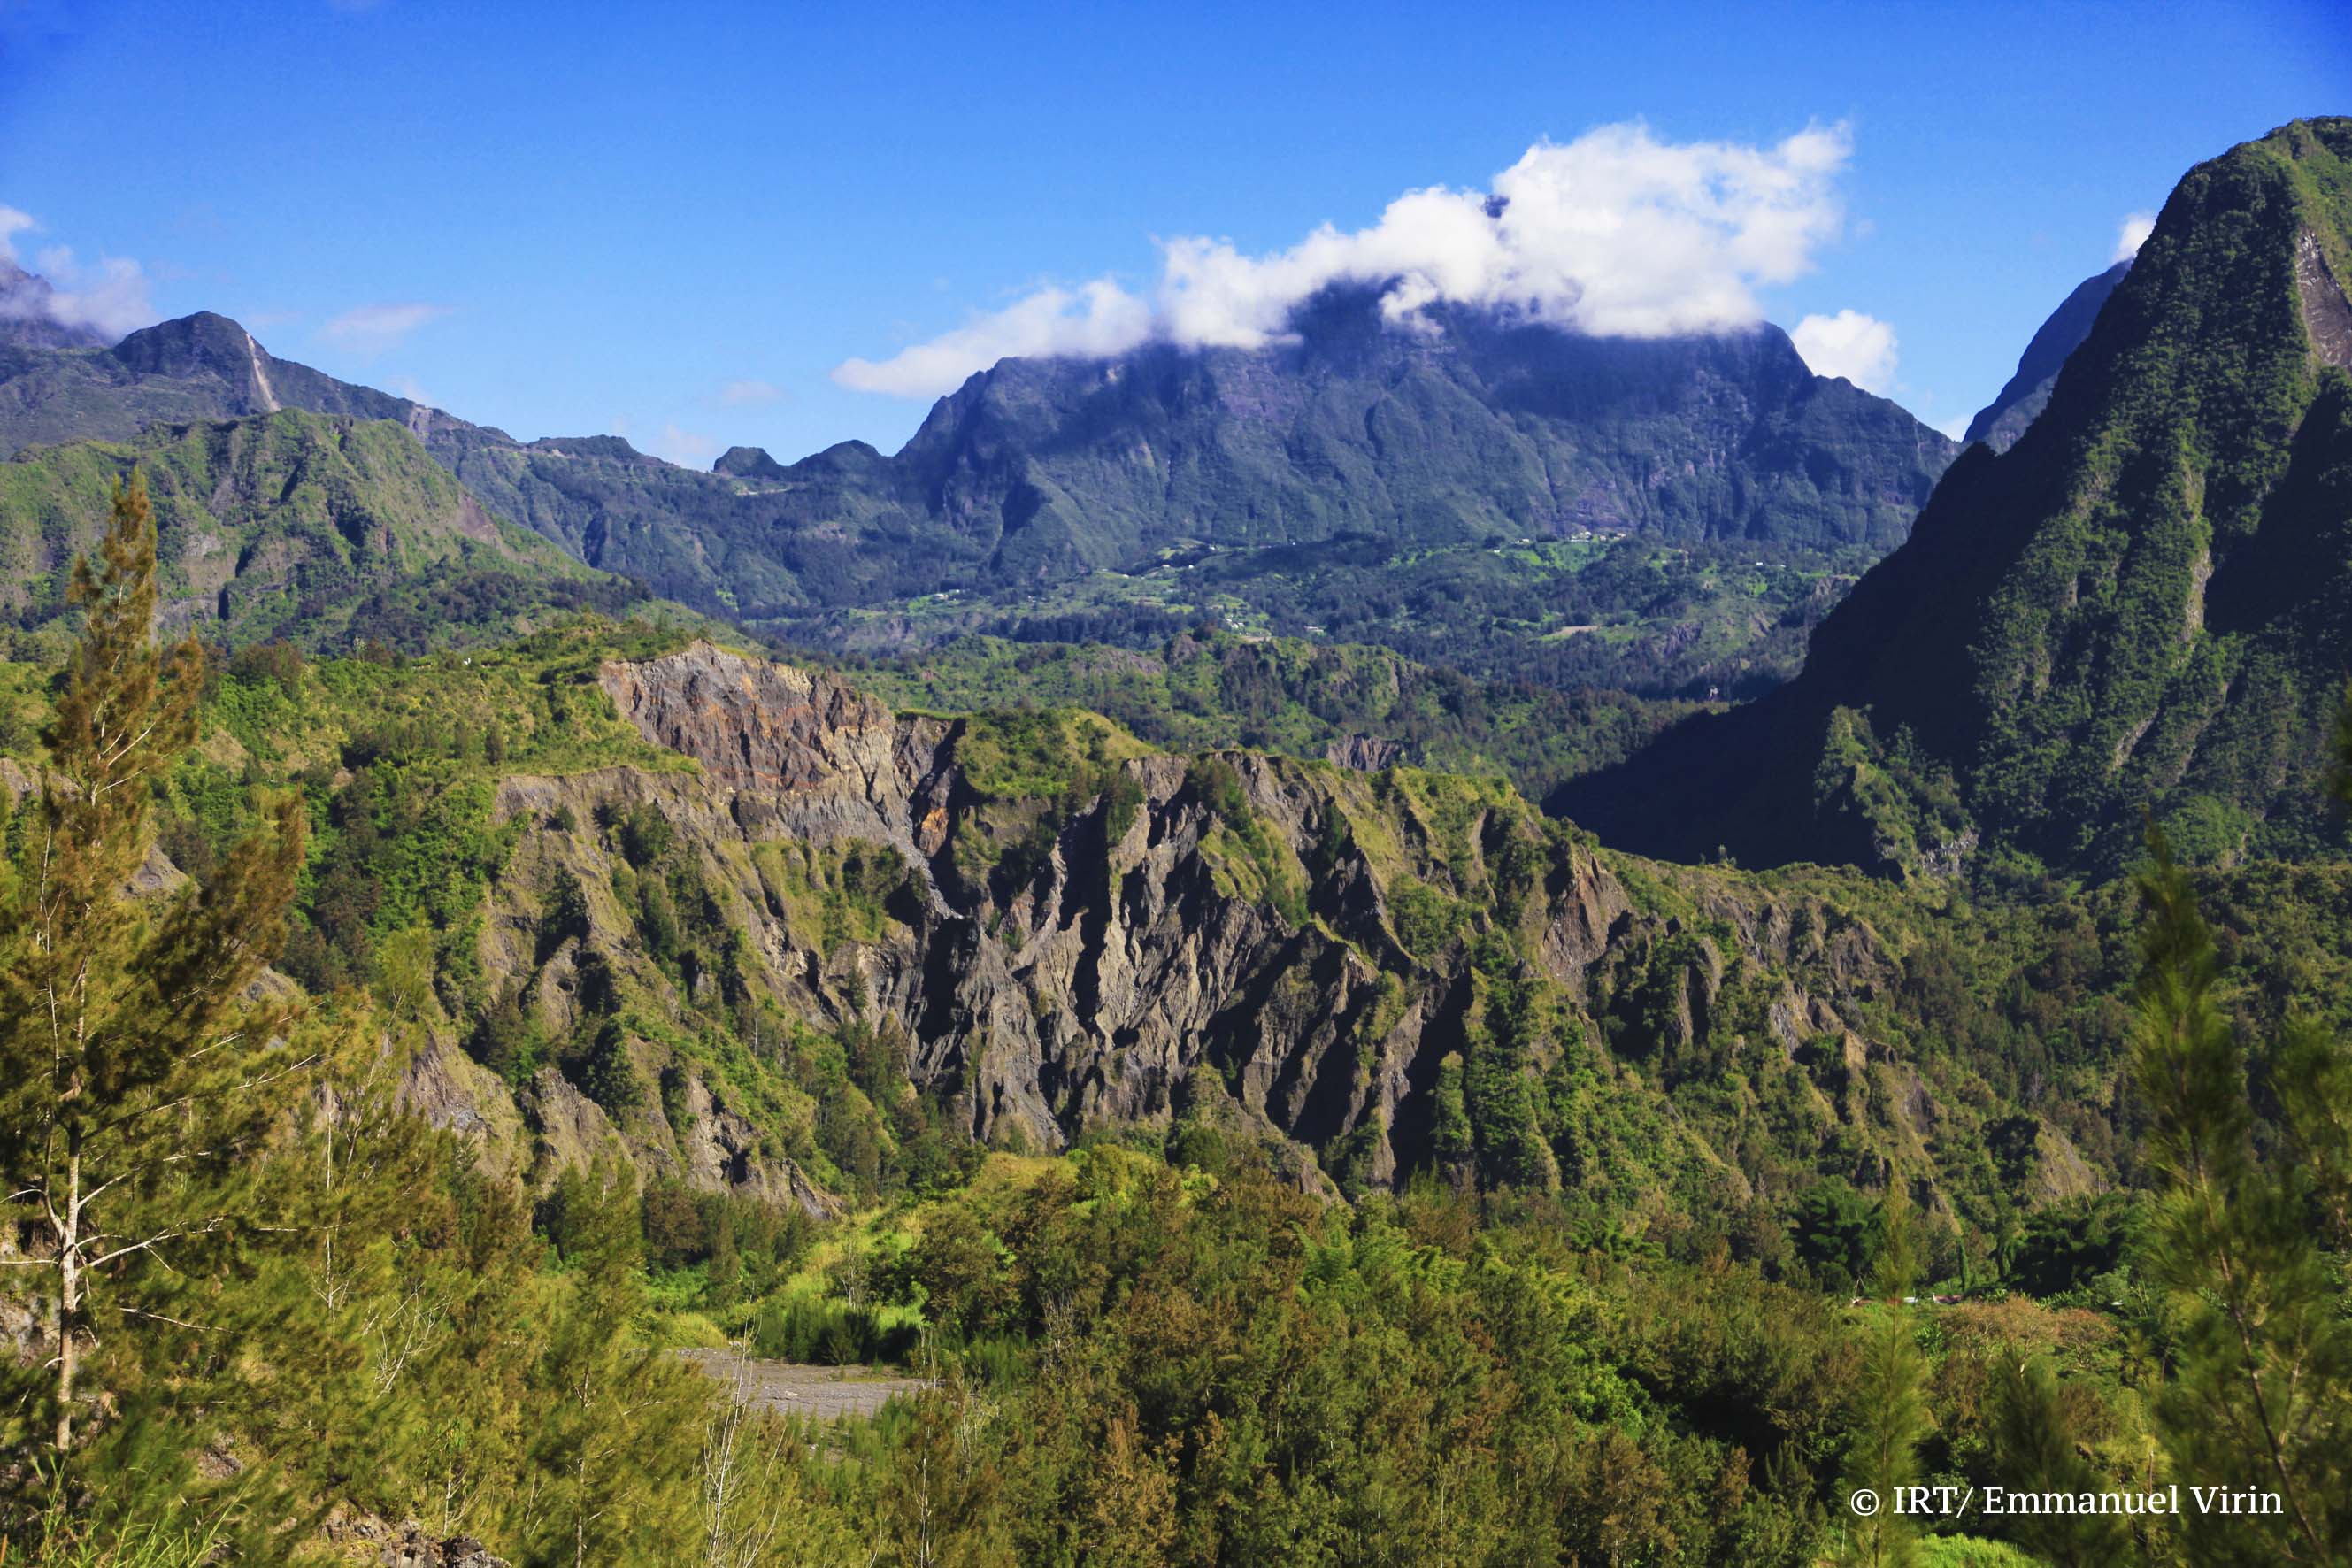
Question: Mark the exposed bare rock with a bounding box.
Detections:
[412,640,1969,1214]
[598,639,896,795]
[1324,734,1408,772]
[521,1065,627,1174]
[377,1523,509,1568]
[2297,227,2352,368]
[397,1036,527,1173]
[2028,1121,2100,1207]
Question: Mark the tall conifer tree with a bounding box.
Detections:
[2132,835,2352,1566]
[0,474,306,1467]
[1838,1180,1926,1568]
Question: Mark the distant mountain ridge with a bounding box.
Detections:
[1557,117,2352,879]
[0,285,1957,642]
[1963,259,2133,450]
[732,289,1957,586]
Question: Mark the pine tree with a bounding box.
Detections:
[2131,834,2352,1566]
[1837,1180,1926,1568]
[1984,1350,2131,1567]
[0,476,307,1472]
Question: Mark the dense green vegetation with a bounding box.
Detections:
[839,627,1704,803]
[0,396,2347,1568]
[2,281,1952,682]
[819,532,1871,703]
[4,119,2352,1568]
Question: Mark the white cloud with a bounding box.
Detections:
[0,206,157,338]
[649,421,719,467]
[717,378,783,405]
[317,301,452,354]
[836,279,1154,396]
[1791,309,1898,393]
[835,120,1856,397]
[2113,211,2156,264]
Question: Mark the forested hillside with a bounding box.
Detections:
[6,480,2352,1565]
[0,283,1953,693]
[0,409,672,662]
[835,628,1707,803]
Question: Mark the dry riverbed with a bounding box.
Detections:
[676,1347,932,1421]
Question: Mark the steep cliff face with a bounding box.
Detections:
[400,640,1979,1213]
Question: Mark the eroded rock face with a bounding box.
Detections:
[397,1037,527,1171]
[2297,228,2352,369]
[466,641,1925,1201]
[599,641,897,796]
[1325,734,1408,772]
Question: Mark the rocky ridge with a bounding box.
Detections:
[400,640,2054,1215]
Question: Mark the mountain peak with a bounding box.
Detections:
[714,444,788,480]
[1558,114,2352,878]
[111,311,277,396]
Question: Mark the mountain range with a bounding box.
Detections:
[0,280,1956,657]
[5,121,2346,891]
[11,104,2352,1568]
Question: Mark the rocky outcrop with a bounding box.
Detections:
[455,642,1935,1207]
[396,1037,528,1172]
[1324,734,1408,772]
[379,1525,508,1568]
[598,643,899,796]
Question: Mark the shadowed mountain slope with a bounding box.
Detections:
[1556,118,2352,880]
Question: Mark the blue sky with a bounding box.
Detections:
[2,0,2344,463]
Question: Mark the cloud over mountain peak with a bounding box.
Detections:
[835,121,1861,398]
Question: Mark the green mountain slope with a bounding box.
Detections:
[74,626,2149,1233]
[1558,117,2352,879]
[805,526,1878,698]
[0,409,665,657]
